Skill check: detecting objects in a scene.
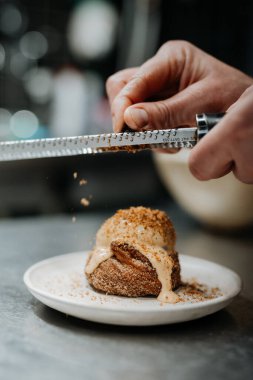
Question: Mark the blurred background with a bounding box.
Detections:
[0,0,253,224]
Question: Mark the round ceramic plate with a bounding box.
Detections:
[23,252,241,326]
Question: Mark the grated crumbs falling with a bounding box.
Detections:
[80,198,90,207]
[79,179,87,186]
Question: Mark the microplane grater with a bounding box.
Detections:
[0,113,224,162]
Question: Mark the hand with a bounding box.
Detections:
[189,85,253,184]
[106,40,252,133]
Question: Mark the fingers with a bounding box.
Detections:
[110,66,169,132]
[109,42,190,132]
[189,86,253,183]
[109,40,223,132]
[107,39,253,134]
[230,89,253,183]
[189,120,234,180]
[106,68,137,105]
[124,79,223,130]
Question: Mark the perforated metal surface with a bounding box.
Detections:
[0,128,197,161]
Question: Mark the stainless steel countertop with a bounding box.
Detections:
[0,203,253,380]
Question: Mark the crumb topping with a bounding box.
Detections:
[96,206,176,251]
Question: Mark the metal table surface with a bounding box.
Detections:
[0,203,253,380]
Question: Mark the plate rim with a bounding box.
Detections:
[23,251,242,313]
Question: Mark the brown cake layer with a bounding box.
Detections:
[86,241,181,297]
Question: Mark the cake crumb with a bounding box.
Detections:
[41,270,222,306]
[73,172,78,179]
[176,281,223,303]
[80,198,90,207]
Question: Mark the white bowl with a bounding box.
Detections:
[153,149,253,229]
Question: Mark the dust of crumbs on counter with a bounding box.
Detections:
[40,270,222,305]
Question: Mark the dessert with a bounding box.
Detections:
[85,207,181,303]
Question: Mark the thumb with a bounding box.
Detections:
[124,80,220,130]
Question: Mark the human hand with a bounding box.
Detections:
[189,85,253,184]
[106,40,252,133]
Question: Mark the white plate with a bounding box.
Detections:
[23,252,241,326]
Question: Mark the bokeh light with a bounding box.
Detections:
[0,44,5,70]
[0,3,23,35]
[10,51,34,78]
[68,0,118,60]
[0,108,12,139]
[20,31,48,60]
[40,25,61,54]
[23,67,53,104]
[10,110,39,139]
[50,68,88,137]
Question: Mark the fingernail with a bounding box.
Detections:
[127,108,149,128]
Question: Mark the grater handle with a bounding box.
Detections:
[196,113,225,140]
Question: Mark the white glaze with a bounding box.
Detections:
[139,244,179,304]
[85,247,111,274]
[85,242,179,303]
